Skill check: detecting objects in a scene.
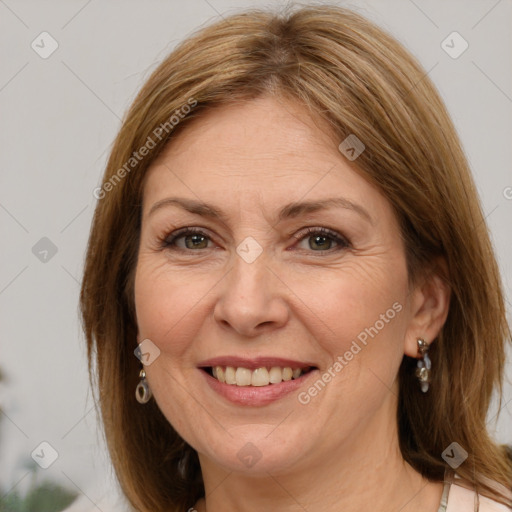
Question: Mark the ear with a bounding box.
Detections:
[403,259,451,358]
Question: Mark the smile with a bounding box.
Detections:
[206,366,314,386]
[198,357,319,406]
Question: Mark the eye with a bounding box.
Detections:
[162,227,214,250]
[160,226,350,254]
[292,227,350,253]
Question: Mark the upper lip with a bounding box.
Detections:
[197,356,317,370]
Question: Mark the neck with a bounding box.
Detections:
[195,393,443,512]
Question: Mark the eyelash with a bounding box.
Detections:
[160,226,350,254]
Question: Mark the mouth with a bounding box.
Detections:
[197,357,319,406]
[202,365,315,386]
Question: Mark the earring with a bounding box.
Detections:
[415,338,431,393]
[135,368,152,404]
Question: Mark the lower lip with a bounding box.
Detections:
[200,369,318,406]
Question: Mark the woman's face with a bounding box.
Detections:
[134,95,420,475]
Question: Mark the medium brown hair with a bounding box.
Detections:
[80,5,512,511]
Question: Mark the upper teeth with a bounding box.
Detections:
[212,366,306,386]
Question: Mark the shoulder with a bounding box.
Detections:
[446,482,512,512]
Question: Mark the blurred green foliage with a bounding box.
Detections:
[0,368,79,512]
[0,482,77,512]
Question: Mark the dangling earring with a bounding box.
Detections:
[135,368,152,404]
[415,338,431,393]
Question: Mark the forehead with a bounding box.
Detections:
[141,96,387,219]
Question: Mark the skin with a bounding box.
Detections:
[134,95,451,512]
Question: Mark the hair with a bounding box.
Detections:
[80,4,512,511]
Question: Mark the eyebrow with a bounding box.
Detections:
[148,197,373,224]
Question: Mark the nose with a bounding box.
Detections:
[213,249,290,337]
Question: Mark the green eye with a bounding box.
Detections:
[183,233,209,249]
[162,226,350,254]
[163,228,212,250]
[294,227,350,252]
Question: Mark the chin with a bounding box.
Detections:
[193,421,316,476]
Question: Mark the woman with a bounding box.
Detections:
[80,5,512,511]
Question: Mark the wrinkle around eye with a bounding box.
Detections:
[142,213,374,259]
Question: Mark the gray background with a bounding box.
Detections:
[1,0,511,510]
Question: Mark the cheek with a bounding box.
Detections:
[290,263,409,426]
[134,254,212,357]
[133,257,213,438]
[285,256,409,358]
